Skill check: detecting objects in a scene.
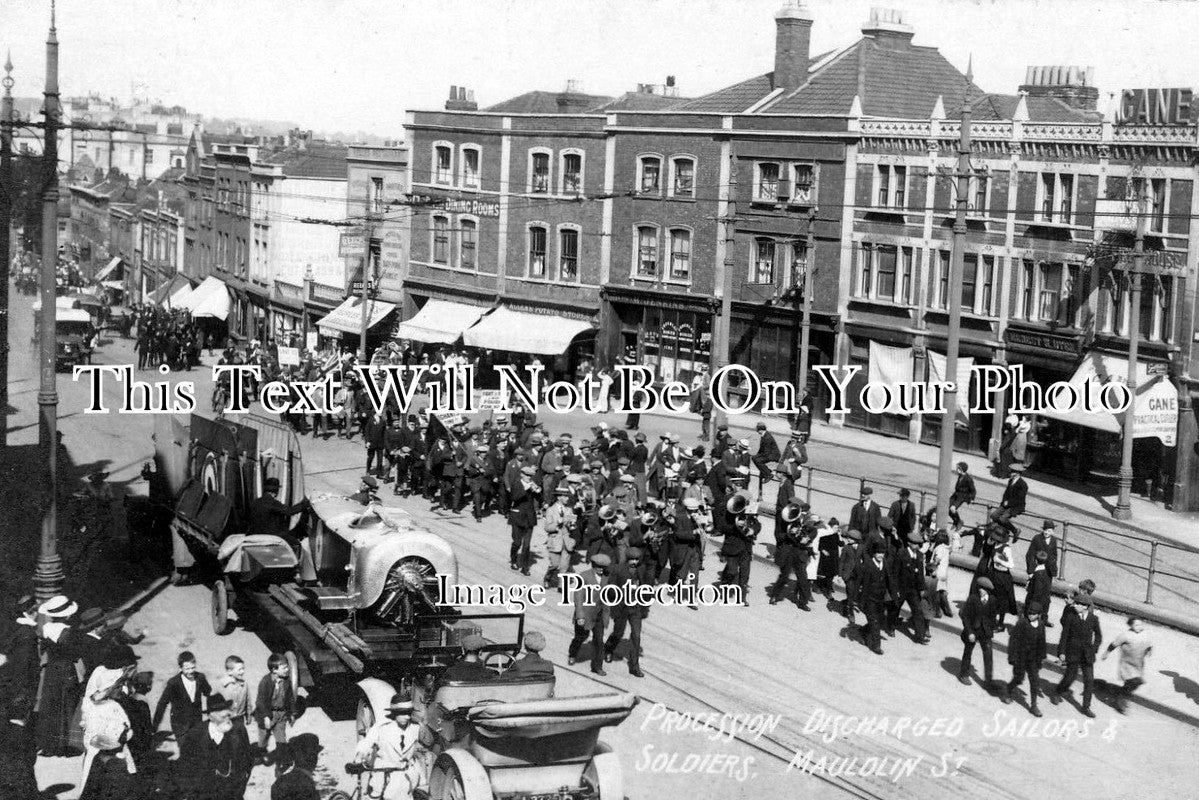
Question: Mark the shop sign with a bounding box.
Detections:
[1005,327,1081,355]
[278,346,300,366]
[407,193,500,218]
[339,230,367,258]
[1114,88,1194,126]
[1134,384,1177,447]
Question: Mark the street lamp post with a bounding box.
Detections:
[1,53,14,447]
[36,1,64,600]
[1113,182,1150,520]
[934,65,974,531]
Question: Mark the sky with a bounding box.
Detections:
[1,0,1196,137]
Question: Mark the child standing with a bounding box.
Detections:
[152,650,211,745]
[220,655,253,729]
[254,653,296,765]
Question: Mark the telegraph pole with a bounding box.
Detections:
[796,207,816,410]
[935,62,973,531]
[357,213,379,363]
[1,53,13,447]
[711,144,736,431]
[36,0,64,599]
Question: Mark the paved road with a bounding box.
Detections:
[9,294,1199,799]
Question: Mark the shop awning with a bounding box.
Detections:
[1037,352,1178,445]
[148,274,193,306]
[178,275,233,320]
[94,257,123,282]
[395,299,489,344]
[462,306,593,355]
[316,296,397,336]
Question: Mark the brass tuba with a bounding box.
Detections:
[780,502,803,524]
[726,492,750,516]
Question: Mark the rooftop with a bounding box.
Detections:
[262,143,349,179]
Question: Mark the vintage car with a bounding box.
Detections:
[355,668,636,800]
[54,309,96,370]
[156,412,521,691]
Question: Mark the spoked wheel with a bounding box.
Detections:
[430,751,492,800]
[356,695,375,740]
[284,650,301,695]
[211,581,230,635]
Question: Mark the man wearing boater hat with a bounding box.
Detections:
[352,690,429,798]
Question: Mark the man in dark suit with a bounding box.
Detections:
[849,487,883,539]
[509,631,555,681]
[774,461,800,544]
[1025,550,1053,626]
[1025,520,1060,578]
[247,477,306,545]
[995,464,1028,539]
[751,422,781,497]
[891,532,929,643]
[888,488,917,542]
[604,547,650,678]
[509,466,540,575]
[178,694,254,800]
[363,411,388,478]
[958,577,998,688]
[1052,594,1102,717]
[153,650,212,745]
[0,598,41,798]
[856,544,888,655]
[1002,602,1047,717]
[567,554,611,676]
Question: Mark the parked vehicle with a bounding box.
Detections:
[53,309,97,370]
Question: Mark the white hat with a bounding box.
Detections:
[737,438,750,448]
[88,666,126,700]
[38,595,78,619]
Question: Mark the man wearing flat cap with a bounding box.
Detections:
[604,547,650,678]
[248,476,306,548]
[1002,602,1048,717]
[509,632,555,680]
[349,474,380,506]
[568,554,611,676]
[444,634,495,683]
[508,466,540,574]
[995,463,1028,540]
[958,577,998,689]
[751,422,781,497]
[849,487,882,540]
[353,690,429,798]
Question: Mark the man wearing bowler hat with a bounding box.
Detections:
[179,693,254,800]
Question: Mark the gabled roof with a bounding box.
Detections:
[484,90,615,114]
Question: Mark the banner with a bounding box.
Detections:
[927,350,974,420]
[866,341,914,414]
[278,346,301,367]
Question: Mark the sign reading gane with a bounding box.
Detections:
[1114,88,1194,126]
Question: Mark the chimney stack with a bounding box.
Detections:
[557,79,591,113]
[445,85,478,111]
[773,1,815,92]
[861,8,914,45]
[1018,65,1098,111]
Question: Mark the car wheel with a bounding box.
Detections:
[356,695,375,740]
[430,750,491,800]
[211,581,230,635]
[583,751,622,800]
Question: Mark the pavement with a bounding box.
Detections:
[8,292,1199,799]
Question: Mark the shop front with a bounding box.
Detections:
[729,304,836,418]
[604,287,714,386]
[917,342,995,456]
[462,304,596,385]
[316,295,399,357]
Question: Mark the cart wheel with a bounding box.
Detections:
[284,650,301,696]
[583,751,622,800]
[430,750,492,800]
[356,695,375,740]
[211,581,230,635]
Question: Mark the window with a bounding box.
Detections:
[638,156,661,193]
[668,229,691,281]
[1131,177,1167,232]
[858,244,913,302]
[934,250,950,309]
[1039,173,1075,223]
[561,152,582,195]
[459,219,477,270]
[530,151,550,194]
[752,238,776,284]
[528,226,548,277]
[976,255,995,315]
[791,240,809,289]
[670,157,695,198]
[969,175,988,215]
[559,228,579,281]
[757,163,780,201]
[792,163,816,204]
[371,177,384,213]
[898,247,913,303]
[146,148,154,165]
[875,246,897,299]
[433,145,452,184]
[876,165,906,208]
[461,147,480,188]
[432,216,449,264]
[858,244,873,296]
[1022,260,1079,325]
[636,226,658,277]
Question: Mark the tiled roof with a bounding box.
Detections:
[765,38,983,118]
[263,144,349,179]
[975,93,1101,123]
[675,73,775,112]
[484,90,615,114]
[592,91,691,112]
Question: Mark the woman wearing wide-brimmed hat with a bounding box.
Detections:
[35,595,86,756]
[80,664,137,788]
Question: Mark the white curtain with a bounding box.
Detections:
[927,350,974,420]
[866,342,914,414]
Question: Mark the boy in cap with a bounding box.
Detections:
[255,653,297,765]
[352,691,428,798]
[1002,602,1048,717]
